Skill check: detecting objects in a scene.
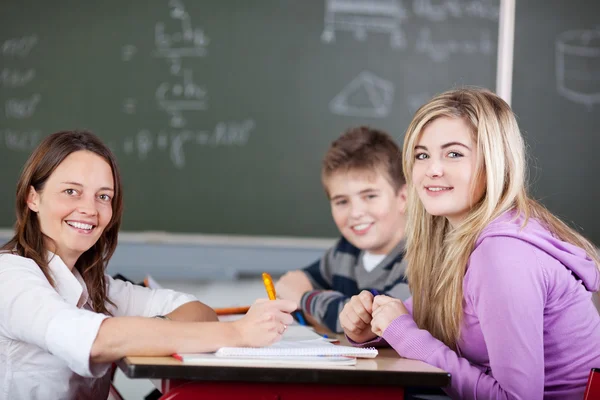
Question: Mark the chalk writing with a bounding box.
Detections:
[5,94,41,119]
[416,27,493,62]
[1,35,38,56]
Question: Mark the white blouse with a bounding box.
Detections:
[0,253,197,400]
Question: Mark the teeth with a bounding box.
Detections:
[428,187,450,192]
[67,221,93,230]
[353,223,371,230]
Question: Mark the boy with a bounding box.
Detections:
[275,126,410,333]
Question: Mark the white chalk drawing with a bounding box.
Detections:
[412,0,499,22]
[154,0,209,73]
[123,120,255,168]
[556,29,600,109]
[121,45,137,61]
[170,130,194,167]
[329,71,394,118]
[122,98,137,114]
[1,35,38,56]
[1,69,36,87]
[416,26,493,62]
[155,68,207,127]
[5,94,41,119]
[136,129,154,160]
[0,129,41,151]
[321,0,407,49]
[205,119,254,146]
[120,2,211,131]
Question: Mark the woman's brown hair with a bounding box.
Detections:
[1,130,123,315]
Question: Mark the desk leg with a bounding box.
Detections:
[159,381,403,400]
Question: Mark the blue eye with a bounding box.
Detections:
[415,153,428,160]
[448,151,463,158]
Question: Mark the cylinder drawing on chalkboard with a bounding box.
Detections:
[555,29,600,108]
[321,0,407,49]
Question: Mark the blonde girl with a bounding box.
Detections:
[340,88,600,400]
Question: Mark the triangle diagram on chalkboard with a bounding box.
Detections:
[329,71,395,118]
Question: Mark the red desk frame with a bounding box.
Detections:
[158,380,403,400]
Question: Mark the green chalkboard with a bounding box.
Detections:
[513,0,600,245]
[0,0,499,237]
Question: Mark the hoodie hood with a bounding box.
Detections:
[475,210,600,292]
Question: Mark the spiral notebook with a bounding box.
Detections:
[173,352,358,366]
[173,324,377,365]
[215,340,378,358]
[174,339,377,366]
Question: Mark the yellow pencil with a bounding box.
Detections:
[262,272,276,300]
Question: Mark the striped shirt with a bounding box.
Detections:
[300,237,409,333]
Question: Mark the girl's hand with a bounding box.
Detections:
[371,295,409,337]
[340,290,377,343]
[233,299,296,347]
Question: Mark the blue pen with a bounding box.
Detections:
[294,310,307,326]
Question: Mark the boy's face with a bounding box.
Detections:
[326,169,407,255]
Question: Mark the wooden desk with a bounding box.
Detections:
[118,347,450,400]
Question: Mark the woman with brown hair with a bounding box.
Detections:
[0,130,295,399]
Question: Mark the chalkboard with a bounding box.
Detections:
[0,0,499,237]
[513,0,600,246]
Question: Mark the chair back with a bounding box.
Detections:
[584,368,600,400]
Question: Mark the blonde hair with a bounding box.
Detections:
[402,87,600,349]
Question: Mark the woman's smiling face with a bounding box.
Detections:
[27,150,114,267]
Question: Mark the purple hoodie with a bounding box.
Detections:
[363,211,600,399]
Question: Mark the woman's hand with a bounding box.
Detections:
[370,295,409,337]
[340,290,378,343]
[232,299,296,347]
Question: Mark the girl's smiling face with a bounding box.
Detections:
[412,117,485,227]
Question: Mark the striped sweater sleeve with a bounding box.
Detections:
[300,239,350,333]
[300,290,349,333]
[301,239,410,333]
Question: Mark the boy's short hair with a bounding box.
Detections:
[321,126,405,196]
